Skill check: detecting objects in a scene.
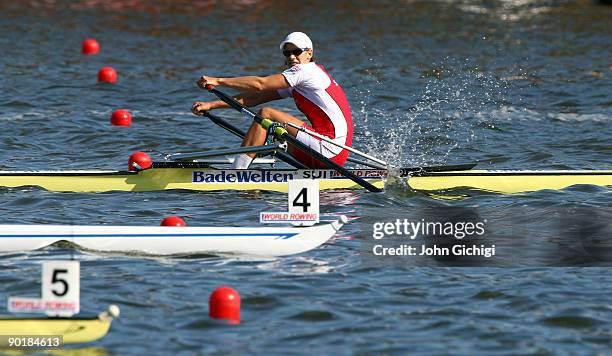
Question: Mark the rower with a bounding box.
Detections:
[192,32,353,169]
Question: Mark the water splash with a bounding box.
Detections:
[357,60,510,168]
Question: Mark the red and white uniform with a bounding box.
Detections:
[278,62,353,168]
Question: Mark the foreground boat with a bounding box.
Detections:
[0,217,347,257]
[3,88,609,195]
[0,163,609,194]
[0,305,118,344]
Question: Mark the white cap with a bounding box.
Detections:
[279,32,313,51]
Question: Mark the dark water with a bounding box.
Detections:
[1,0,611,354]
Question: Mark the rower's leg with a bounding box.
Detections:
[231,107,305,169]
[256,107,304,136]
[230,122,266,168]
[241,107,304,148]
[241,121,268,149]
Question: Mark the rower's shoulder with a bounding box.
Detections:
[284,62,318,73]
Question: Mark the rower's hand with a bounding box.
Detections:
[192,101,212,116]
[197,76,219,90]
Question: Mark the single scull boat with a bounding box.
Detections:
[0,163,609,194]
[2,88,609,195]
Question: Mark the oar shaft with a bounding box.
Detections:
[206,85,253,115]
[203,112,246,139]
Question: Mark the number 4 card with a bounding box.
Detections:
[289,179,320,226]
[259,179,320,226]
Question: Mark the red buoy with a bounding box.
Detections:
[160,216,187,227]
[98,66,117,83]
[127,152,152,171]
[111,109,132,127]
[209,286,241,324]
[82,39,100,55]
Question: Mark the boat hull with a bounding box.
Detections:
[0,167,610,194]
[0,168,387,193]
[0,317,111,344]
[0,218,346,257]
[409,170,612,194]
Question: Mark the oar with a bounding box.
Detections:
[202,111,308,169]
[202,111,247,139]
[204,85,383,193]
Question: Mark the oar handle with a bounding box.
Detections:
[208,87,252,115]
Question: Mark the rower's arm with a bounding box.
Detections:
[213,74,290,92]
[200,90,282,110]
[236,90,283,106]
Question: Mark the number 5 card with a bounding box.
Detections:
[42,260,80,316]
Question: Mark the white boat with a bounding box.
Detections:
[0,217,347,257]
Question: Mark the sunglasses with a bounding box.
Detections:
[282,48,309,57]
